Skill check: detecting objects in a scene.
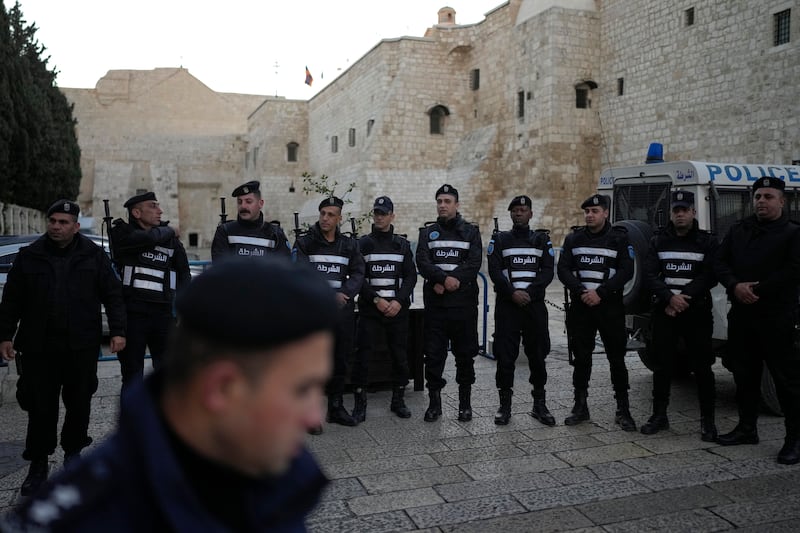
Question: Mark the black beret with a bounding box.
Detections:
[176,257,338,350]
[232,180,260,197]
[46,199,80,218]
[319,196,344,211]
[581,194,610,210]
[123,191,157,209]
[508,195,532,210]
[671,190,694,208]
[752,176,785,193]
[436,184,458,200]
[372,196,394,214]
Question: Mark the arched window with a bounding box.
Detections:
[287,142,299,162]
[428,105,450,135]
[575,80,597,109]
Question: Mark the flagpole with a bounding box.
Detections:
[273,61,280,97]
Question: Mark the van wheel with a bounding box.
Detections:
[613,220,653,314]
[761,362,783,416]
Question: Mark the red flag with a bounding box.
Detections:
[305,67,313,86]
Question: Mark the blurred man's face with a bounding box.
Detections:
[318,206,342,234]
[753,188,784,222]
[436,194,458,221]
[372,210,394,231]
[132,201,162,229]
[584,206,608,232]
[47,213,80,247]
[670,205,695,231]
[237,193,264,221]
[510,205,532,227]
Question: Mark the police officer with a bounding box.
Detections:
[2,258,337,531]
[715,176,800,464]
[110,191,191,391]
[557,193,636,431]
[293,197,365,427]
[416,184,482,422]
[0,200,126,497]
[352,196,417,421]
[641,190,718,440]
[487,195,555,426]
[211,180,290,261]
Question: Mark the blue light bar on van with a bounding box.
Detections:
[646,143,664,164]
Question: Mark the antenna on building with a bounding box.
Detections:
[273,61,280,97]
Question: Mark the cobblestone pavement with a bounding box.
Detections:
[1,283,799,531]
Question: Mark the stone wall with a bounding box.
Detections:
[0,204,45,235]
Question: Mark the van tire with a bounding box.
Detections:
[613,220,653,314]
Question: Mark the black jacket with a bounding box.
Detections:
[0,234,126,351]
[358,225,417,316]
[488,225,554,303]
[293,223,365,300]
[211,213,291,262]
[715,213,800,317]
[416,214,482,308]
[644,220,717,307]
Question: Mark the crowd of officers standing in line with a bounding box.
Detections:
[2,174,800,503]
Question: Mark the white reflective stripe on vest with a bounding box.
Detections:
[582,281,601,290]
[671,289,682,295]
[438,263,458,271]
[428,240,470,250]
[512,281,532,289]
[510,270,537,278]
[502,247,543,257]
[135,266,165,279]
[123,266,133,286]
[132,279,164,292]
[578,270,604,280]
[364,253,404,262]
[664,277,692,286]
[572,247,618,258]
[658,251,705,261]
[169,271,176,290]
[309,255,350,265]
[154,246,174,257]
[328,280,342,289]
[609,268,617,278]
[376,289,396,298]
[228,235,276,248]
[370,278,395,287]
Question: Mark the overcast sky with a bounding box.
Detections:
[14,0,503,99]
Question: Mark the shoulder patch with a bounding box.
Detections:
[487,239,495,255]
[429,230,440,241]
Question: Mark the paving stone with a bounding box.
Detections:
[707,471,800,502]
[548,466,597,485]
[348,487,443,515]
[320,478,367,502]
[345,440,450,461]
[311,447,352,465]
[323,454,438,479]
[555,442,652,467]
[406,494,526,529]
[514,478,651,511]
[307,510,415,533]
[459,453,569,480]
[711,492,800,527]
[307,427,378,451]
[0,441,25,478]
[521,423,604,441]
[576,485,731,525]
[306,500,352,523]
[442,431,531,451]
[587,461,640,479]
[440,506,594,532]
[632,463,737,491]
[623,449,727,474]
[516,435,606,454]
[735,518,800,532]
[359,466,472,494]
[429,444,526,466]
[707,440,782,460]
[434,471,556,502]
[719,456,800,478]
[633,434,716,454]
[366,422,471,445]
[602,508,732,532]
[459,413,551,435]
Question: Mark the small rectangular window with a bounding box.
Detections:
[253,147,258,168]
[774,9,791,46]
[244,151,249,169]
[367,119,374,136]
[348,128,356,147]
[576,88,589,109]
[470,68,480,90]
[617,77,624,96]
[331,136,338,153]
[517,91,525,119]
[685,7,694,27]
[188,233,199,247]
[287,143,298,162]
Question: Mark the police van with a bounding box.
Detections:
[598,153,800,414]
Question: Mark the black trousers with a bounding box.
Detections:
[649,302,715,408]
[568,298,630,394]
[423,305,478,391]
[494,299,550,395]
[17,345,99,460]
[117,306,174,391]
[327,304,356,396]
[353,311,410,388]
[728,309,800,438]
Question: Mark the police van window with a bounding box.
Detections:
[711,189,752,239]
[612,182,670,230]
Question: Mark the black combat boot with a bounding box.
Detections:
[327,395,357,426]
[699,403,717,442]
[716,423,759,446]
[457,385,472,422]
[20,458,49,497]
[778,437,800,465]
[615,394,637,432]
[530,391,556,427]
[424,389,442,422]
[640,400,669,435]
[390,386,411,418]
[494,389,512,425]
[351,388,367,424]
[564,390,590,426]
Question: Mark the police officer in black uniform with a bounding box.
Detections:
[641,190,718,440]
[111,192,191,391]
[557,193,636,431]
[715,176,800,464]
[0,200,126,496]
[2,258,337,531]
[488,195,555,426]
[211,180,290,261]
[293,197,365,427]
[416,184,482,422]
[353,196,417,421]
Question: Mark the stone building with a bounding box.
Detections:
[65,0,800,251]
